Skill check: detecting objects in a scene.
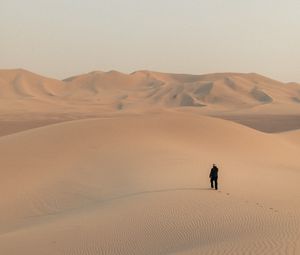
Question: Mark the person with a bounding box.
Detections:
[209,164,219,190]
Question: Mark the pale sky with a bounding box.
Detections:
[0,0,299,82]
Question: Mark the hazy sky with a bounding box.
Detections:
[0,0,299,81]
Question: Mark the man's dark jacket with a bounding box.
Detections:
[210,166,218,179]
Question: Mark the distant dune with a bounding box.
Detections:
[0,68,299,113]
[1,69,300,133]
[0,69,64,99]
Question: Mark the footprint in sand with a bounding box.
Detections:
[268,207,279,213]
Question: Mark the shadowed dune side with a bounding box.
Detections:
[214,114,300,133]
[0,69,64,99]
[0,69,72,114]
[0,111,299,254]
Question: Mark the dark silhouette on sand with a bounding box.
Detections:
[210,164,219,190]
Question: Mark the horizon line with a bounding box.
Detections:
[0,67,298,84]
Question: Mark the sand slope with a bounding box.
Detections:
[0,111,299,254]
[279,129,300,145]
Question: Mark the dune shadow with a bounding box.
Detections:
[104,187,212,203]
[23,187,213,221]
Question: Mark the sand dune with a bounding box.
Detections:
[1,69,300,114]
[0,69,64,99]
[0,111,299,254]
[1,69,300,133]
[62,70,300,113]
[0,69,300,254]
[0,69,70,116]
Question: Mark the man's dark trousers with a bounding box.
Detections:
[210,177,218,190]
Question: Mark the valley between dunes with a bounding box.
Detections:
[0,69,300,254]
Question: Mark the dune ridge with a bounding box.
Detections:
[1,69,300,114]
[1,68,300,134]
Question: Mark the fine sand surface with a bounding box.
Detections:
[0,69,300,254]
[0,110,300,254]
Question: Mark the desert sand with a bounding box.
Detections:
[0,69,299,254]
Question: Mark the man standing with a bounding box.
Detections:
[209,164,219,190]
